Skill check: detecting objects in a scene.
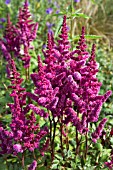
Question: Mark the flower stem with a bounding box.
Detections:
[51,116,57,161]
[70,0,74,50]
[85,119,89,160]
[60,116,64,159]
[22,152,25,169]
[75,127,80,155]
[49,115,52,143]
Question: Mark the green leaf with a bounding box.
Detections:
[101,149,111,160]
[95,143,103,152]
[51,164,58,169]
[1,114,12,123]
[55,18,63,38]
[71,13,90,19]
[37,167,46,170]
[55,154,63,160]
[74,9,82,13]
[69,139,76,147]
[0,158,6,170]
[52,12,66,17]
[67,150,72,158]
[81,157,86,167]
[71,35,102,41]
[52,159,59,164]
[85,35,102,39]
[110,137,113,144]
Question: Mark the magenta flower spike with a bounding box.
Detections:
[0,55,48,156]
[1,0,38,69]
[57,15,70,61]
[92,118,107,143]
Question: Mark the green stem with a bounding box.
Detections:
[60,116,64,159]
[22,152,25,169]
[4,156,9,170]
[33,150,36,160]
[85,116,89,160]
[85,132,88,159]
[70,0,74,50]
[75,112,80,156]
[75,127,80,155]
[65,126,69,151]
[49,115,52,143]
[51,116,57,161]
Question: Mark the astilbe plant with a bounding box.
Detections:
[0,2,112,169]
[27,15,112,168]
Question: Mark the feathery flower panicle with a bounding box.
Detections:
[91,118,107,143]
[57,15,70,61]
[3,14,20,56]
[43,32,57,67]
[1,0,38,68]
[0,55,48,155]
[16,0,38,68]
[0,39,11,62]
[0,127,13,154]
[29,104,48,118]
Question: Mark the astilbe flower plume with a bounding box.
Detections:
[3,14,20,56]
[0,55,48,157]
[16,0,38,68]
[28,15,112,137]
[2,0,38,68]
[91,118,107,143]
